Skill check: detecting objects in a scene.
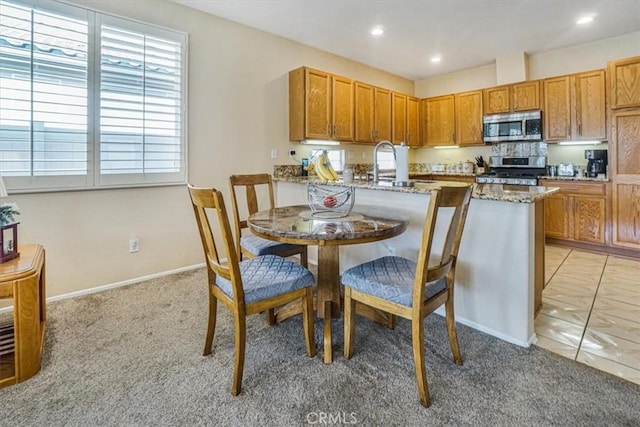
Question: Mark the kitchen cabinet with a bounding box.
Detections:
[483,80,541,115]
[542,181,607,245]
[608,56,640,109]
[454,90,483,146]
[391,92,420,146]
[413,174,476,184]
[354,83,393,143]
[422,91,481,146]
[609,109,640,251]
[422,95,455,146]
[543,70,606,142]
[289,67,354,142]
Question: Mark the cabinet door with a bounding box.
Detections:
[483,86,510,114]
[544,194,569,239]
[406,96,420,146]
[512,80,541,111]
[609,56,640,109]
[424,95,455,146]
[354,82,374,143]
[392,92,407,144]
[331,75,354,141]
[455,91,483,146]
[543,76,571,141]
[611,110,640,249]
[574,71,606,140]
[305,69,332,139]
[573,196,606,244]
[374,87,392,142]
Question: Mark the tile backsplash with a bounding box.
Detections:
[491,141,548,157]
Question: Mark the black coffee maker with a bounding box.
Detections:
[585,149,608,178]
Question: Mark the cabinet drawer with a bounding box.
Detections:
[543,181,606,196]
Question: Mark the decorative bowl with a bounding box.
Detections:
[307,183,355,218]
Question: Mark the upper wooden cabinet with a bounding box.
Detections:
[422,91,482,146]
[609,56,640,109]
[422,95,456,146]
[289,67,353,142]
[543,70,606,142]
[454,91,483,146]
[354,83,393,143]
[483,80,541,115]
[392,92,421,146]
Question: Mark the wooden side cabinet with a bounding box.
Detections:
[542,181,607,245]
[609,56,640,109]
[0,244,46,388]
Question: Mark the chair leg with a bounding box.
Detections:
[302,287,316,357]
[300,247,308,268]
[343,287,355,359]
[445,295,463,365]
[266,308,276,325]
[203,289,217,356]
[387,313,396,329]
[411,317,431,407]
[231,314,247,396]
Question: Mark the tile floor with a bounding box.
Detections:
[535,245,640,385]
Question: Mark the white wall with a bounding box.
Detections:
[13,0,413,298]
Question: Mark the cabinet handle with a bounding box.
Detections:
[333,124,337,136]
[327,124,331,136]
[578,123,582,136]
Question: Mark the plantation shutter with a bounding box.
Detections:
[0,0,90,189]
[98,16,185,185]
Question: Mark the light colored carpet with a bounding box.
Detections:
[1,268,638,426]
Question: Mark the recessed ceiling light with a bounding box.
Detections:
[371,26,384,36]
[431,56,442,63]
[576,16,594,25]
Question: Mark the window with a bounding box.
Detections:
[0,0,187,192]
[311,149,344,172]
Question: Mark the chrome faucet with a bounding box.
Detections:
[372,140,396,183]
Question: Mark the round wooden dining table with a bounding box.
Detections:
[247,204,409,363]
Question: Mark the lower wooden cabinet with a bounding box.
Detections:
[542,181,607,245]
[412,174,476,184]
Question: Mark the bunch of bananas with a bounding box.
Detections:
[312,150,339,182]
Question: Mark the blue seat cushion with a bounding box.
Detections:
[342,256,447,307]
[215,254,314,304]
[241,235,304,257]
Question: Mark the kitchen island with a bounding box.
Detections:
[274,177,559,347]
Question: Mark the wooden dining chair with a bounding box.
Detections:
[230,173,309,324]
[188,185,316,396]
[229,174,308,267]
[342,185,473,407]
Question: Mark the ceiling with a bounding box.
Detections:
[170,0,640,81]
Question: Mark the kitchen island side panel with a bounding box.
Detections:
[276,182,536,346]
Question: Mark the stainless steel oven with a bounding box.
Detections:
[483,110,543,143]
[475,156,547,186]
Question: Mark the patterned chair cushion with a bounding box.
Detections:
[216,254,314,304]
[241,235,303,257]
[342,256,446,307]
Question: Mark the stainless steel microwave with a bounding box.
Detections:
[482,110,543,143]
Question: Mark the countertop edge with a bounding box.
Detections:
[275,177,559,204]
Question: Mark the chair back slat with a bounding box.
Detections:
[229,174,276,254]
[413,185,472,310]
[188,185,245,303]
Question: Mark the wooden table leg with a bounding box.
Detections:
[317,245,340,364]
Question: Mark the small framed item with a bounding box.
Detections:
[0,222,19,263]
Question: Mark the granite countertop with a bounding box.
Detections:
[275,176,559,204]
[538,175,609,182]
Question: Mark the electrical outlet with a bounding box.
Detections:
[362,152,367,160]
[129,237,139,253]
[270,148,277,159]
[347,151,354,160]
[289,150,296,158]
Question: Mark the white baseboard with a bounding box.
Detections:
[0,263,205,315]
